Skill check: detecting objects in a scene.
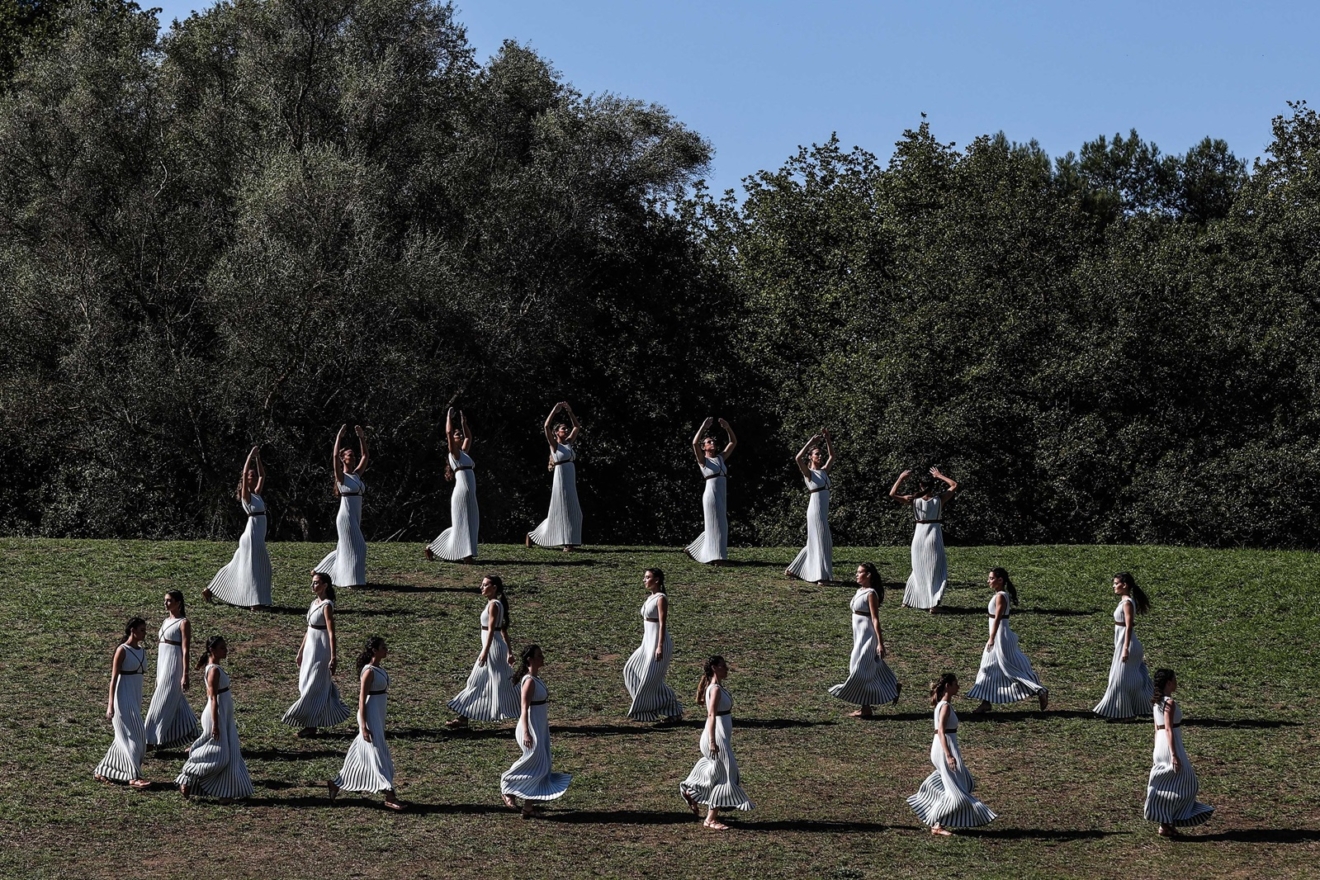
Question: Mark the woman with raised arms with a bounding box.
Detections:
[426,407,479,564]
[784,431,834,584]
[204,445,271,609]
[891,467,958,612]
[685,417,736,564]
[314,425,369,588]
[527,402,583,551]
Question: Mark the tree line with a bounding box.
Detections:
[2,0,1317,549]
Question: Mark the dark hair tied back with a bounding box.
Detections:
[122,616,146,643]
[1151,668,1176,704]
[1114,572,1151,614]
[991,567,1018,606]
[196,635,225,669]
[356,637,386,674]
[929,672,958,706]
[859,562,883,604]
[511,644,540,685]
[646,567,666,593]
[695,654,725,707]
[166,589,186,618]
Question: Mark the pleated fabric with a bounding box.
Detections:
[902,496,947,609]
[623,592,683,721]
[685,455,729,563]
[680,685,753,811]
[447,602,519,722]
[315,473,367,587]
[906,700,996,828]
[1093,596,1153,719]
[176,664,254,799]
[428,451,480,561]
[206,494,272,607]
[967,592,1048,704]
[500,676,572,800]
[1144,698,1214,826]
[529,443,583,547]
[94,644,147,782]
[144,617,199,747]
[334,666,395,793]
[786,469,832,582]
[828,588,899,706]
[281,599,352,729]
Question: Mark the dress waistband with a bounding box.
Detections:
[643,617,660,623]
[530,699,547,706]
[453,465,473,472]
[215,686,229,695]
[809,485,829,494]
[853,610,871,617]
[1155,723,1181,729]
[248,510,266,517]
[715,709,731,716]
[989,613,1010,618]
[120,668,143,675]
[552,460,574,467]
[339,491,362,496]
[705,472,726,481]
[367,689,388,696]
[915,520,942,525]
[161,638,182,646]
[309,623,327,630]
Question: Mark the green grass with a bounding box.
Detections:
[1,539,1318,879]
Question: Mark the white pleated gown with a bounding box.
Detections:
[207,494,272,607]
[623,593,683,721]
[967,592,1048,704]
[428,451,479,561]
[281,599,352,729]
[529,443,582,547]
[786,468,832,582]
[447,603,519,722]
[500,676,572,801]
[907,700,996,827]
[1144,698,1214,827]
[829,587,900,706]
[315,473,367,587]
[94,644,147,782]
[685,455,728,563]
[680,685,753,810]
[144,617,199,747]
[903,496,947,609]
[335,666,395,793]
[177,664,254,799]
[1093,596,1153,718]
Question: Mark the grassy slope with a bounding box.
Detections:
[1,539,1317,879]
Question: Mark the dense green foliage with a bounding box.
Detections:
[1,0,1317,547]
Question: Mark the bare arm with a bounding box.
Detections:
[543,403,563,450]
[331,424,348,492]
[253,446,266,495]
[1121,599,1134,661]
[353,425,369,474]
[563,402,581,444]
[240,446,258,501]
[445,408,460,457]
[705,685,720,755]
[106,645,124,718]
[931,466,958,501]
[180,618,192,690]
[987,592,1006,648]
[324,603,338,673]
[936,701,956,768]
[1164,700,1180,771]
[889,470,914,504]
[654,594,669,662]
[460,411,473,452]
[478,601,497,664]
[206,666,221,738]
[718,418,737,460]
[358,666,372,742]
[868,590,885,658]
[692,417,715,465]
[520,677,535,748]
[821,429,836,472]
[794,435,818,478]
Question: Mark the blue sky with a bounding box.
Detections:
[152,0,1319,195]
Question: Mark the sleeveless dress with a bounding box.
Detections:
[529,443,583,547]
[500,676,572,801]
[335,666,395,793]
[144,617,199,747]
[177,664,254,799]
[967,592,1048,704]
[685,455,729,563]
[206,493,272,607]
[786,468,832,582]
[1144,698,1214,827]
[623,592,683,721]
[94,643,146,781]
[315,472,367,587]
[828,587,900,706]
[680,684,753,810]
[447,602,520,721]
[1093,596,1153,718]
[903,496,947,609]
[281,598,352,729]
[907,700,996,827]
[427,451,479,561]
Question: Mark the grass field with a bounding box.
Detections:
[1,539,1318,879]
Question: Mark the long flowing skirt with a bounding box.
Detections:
[786,490,832,582]
[428,471,479,561]
[447,634,520,722]
[1144,735,1214,826]
[680,717,753,810]
[967,622,1047,704]
[94,676,145,781]
[335,693,394,793]
[144,644,198,747]
[281,629,352,728]
[903,523,946,609]
[315,495,366,587]
[623,622,682,721]
[907,732,996,827]
[500,707,571,800]
[177,696,253,799]
[207,515,272,607]
[529,463,583,547]
[829,615,899,706]
[1093,626,1153,719]
[685,478,728,563]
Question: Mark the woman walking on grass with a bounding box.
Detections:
[680,655,753,829]
[784,431,834,584]
[144,590,199,749]
[907,674,996,835]
[623,568,683,722]
[426,407,479,564]
[281,572,351,737]
[204,445,271,609]
[891,467,957,612]
[446,576,519,728]
[527,401,583,551]
[501,645,571,817]
[94,617,151,789]
[1093,572,1153,719]
[1144,669,1214,836]
[829,563,901,717]
[177,636,253,801]
[314,424,369,588]
[329,637,403,811]
[967,568,1049,714]
[685,417,736,565]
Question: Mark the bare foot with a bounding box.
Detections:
[893,683,903,706]
[502,793,518,809]
[703,818,729,830]
[179,783,190,799]
[524,533,532,549]
[971,701,992,714]
[445,717,468,729]
[424,546,435,561]
[202,588,214,604]
[681,788,700,816]
[383,794,404,811]
[128,778,151,790]
[1157,823,1179,838]
[931,824,952,837]
[327,780,339,802]
[849,708,873,719]
[1038,691,1049,712]
[521,804,542,819]
[94,774,109,784]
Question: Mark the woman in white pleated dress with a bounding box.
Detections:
[685,417,736,564]
[314,424,369,587]
[527,401,583,550]
[282,572,351,736]
[968,568,1049,713]
[144,590,199,749]
[907,673,996,835]
[329,637,403,810]
[501,645,572,817]
[830,563,901,717]
[1093,572,1153,719]
[94,617,151,789]
[177,636,253,801]
[445,576,519,728]
[204,445,271,609]
[891,467,958,612]
[1144,669,1214,836]
[785,431,834,583]
[624,568,683,722]
[680,655,752,829]
[426,407,479,564]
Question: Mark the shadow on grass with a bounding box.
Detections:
[518,558,599,567]
[540,809,694,826]
[1177,829,1320,843]
[737,818,890,833]
[739,718,838,730]
[1185,718,1300,729]
[391,802,511,817]
[393,725,511,741]
[958,709,1096,722]
[1018,607,1097,617]
[965,828,1126,840]
[334,607,411,617]
[922,606,991,616]
[242,795,336,808]
[357,583,473,594]
[243,747,344,761]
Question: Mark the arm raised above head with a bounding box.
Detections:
[353,425,369,474]
[889,470,913,505]
[793,435,818,478]
[691,417,714,464]
[719,418,737,460]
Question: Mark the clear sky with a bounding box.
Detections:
[152,0,1319,195]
